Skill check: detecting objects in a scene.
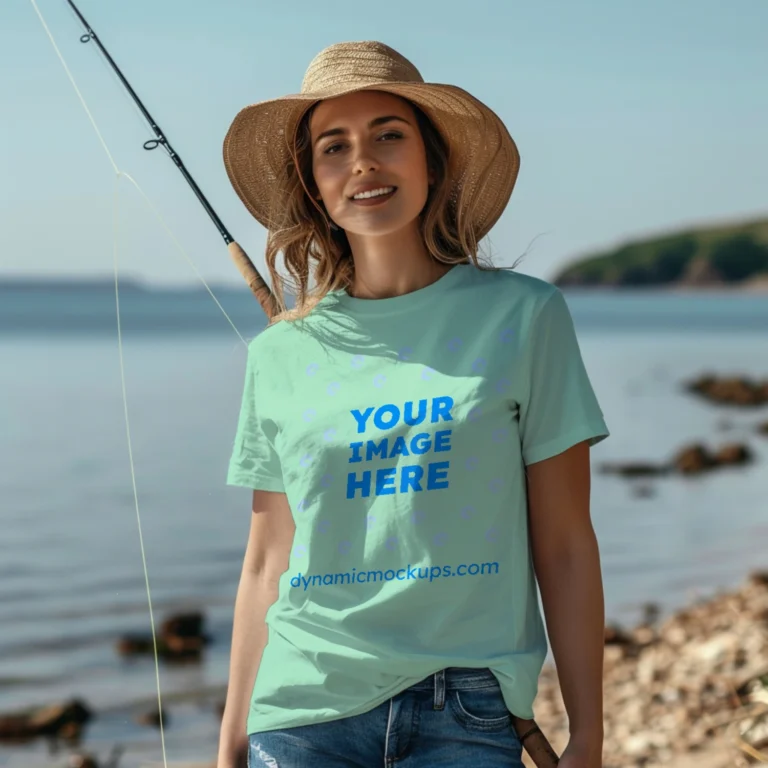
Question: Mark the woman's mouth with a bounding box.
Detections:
[349,186,397,206]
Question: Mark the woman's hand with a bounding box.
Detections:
[556,736,603,767]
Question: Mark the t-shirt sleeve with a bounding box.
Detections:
[518,287,609,465]
[226,341,285,492]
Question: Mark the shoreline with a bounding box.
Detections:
[2,563,766,768]
[2,275,768,295]
[528,566,768,767]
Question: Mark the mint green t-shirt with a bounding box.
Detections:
[226,263,609,735]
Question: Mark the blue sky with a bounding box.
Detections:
[2,0,767,287]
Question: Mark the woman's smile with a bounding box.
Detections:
[349,187,398,207]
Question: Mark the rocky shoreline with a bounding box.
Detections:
[525,569,768,767]
[4,568,766,767]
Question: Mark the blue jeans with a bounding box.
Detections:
[247,667,524,767]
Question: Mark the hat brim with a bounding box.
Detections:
[223,81,519,240]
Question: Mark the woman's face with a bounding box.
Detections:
[309,90,432,237]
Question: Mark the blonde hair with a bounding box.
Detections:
[262,96,501,324]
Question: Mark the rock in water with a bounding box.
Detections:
[713,443,753,467]
[685,374,768,407]
[673,444,715,474]
[0,699,92,742]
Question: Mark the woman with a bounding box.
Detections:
[218,41,609,768]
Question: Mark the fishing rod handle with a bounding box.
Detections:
[228,241,279,321]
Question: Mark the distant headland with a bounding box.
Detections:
[553,214,768,290]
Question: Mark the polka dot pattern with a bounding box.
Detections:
[492,427,510,443]
[326,382,340,396]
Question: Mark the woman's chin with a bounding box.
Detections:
[341,214,423,240]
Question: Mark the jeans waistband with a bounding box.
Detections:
[408,666,499,693]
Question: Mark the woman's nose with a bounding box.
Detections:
[351,145,379,174]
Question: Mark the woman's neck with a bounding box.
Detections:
[345,225,452,300]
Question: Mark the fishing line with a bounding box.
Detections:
[111,174,169,768]
[27,0,254,764]
[28,0,119,173]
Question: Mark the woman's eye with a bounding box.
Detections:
[322,132,402,155]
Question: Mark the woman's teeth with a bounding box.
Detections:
[352,187,395,200]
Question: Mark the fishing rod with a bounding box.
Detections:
[65,0,278,319]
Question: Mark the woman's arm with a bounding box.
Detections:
[526,440,605,764]
[217,490,295,768]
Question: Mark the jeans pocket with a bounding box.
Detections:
[448,685,513,733]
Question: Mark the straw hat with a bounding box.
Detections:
[223,41,520,240]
